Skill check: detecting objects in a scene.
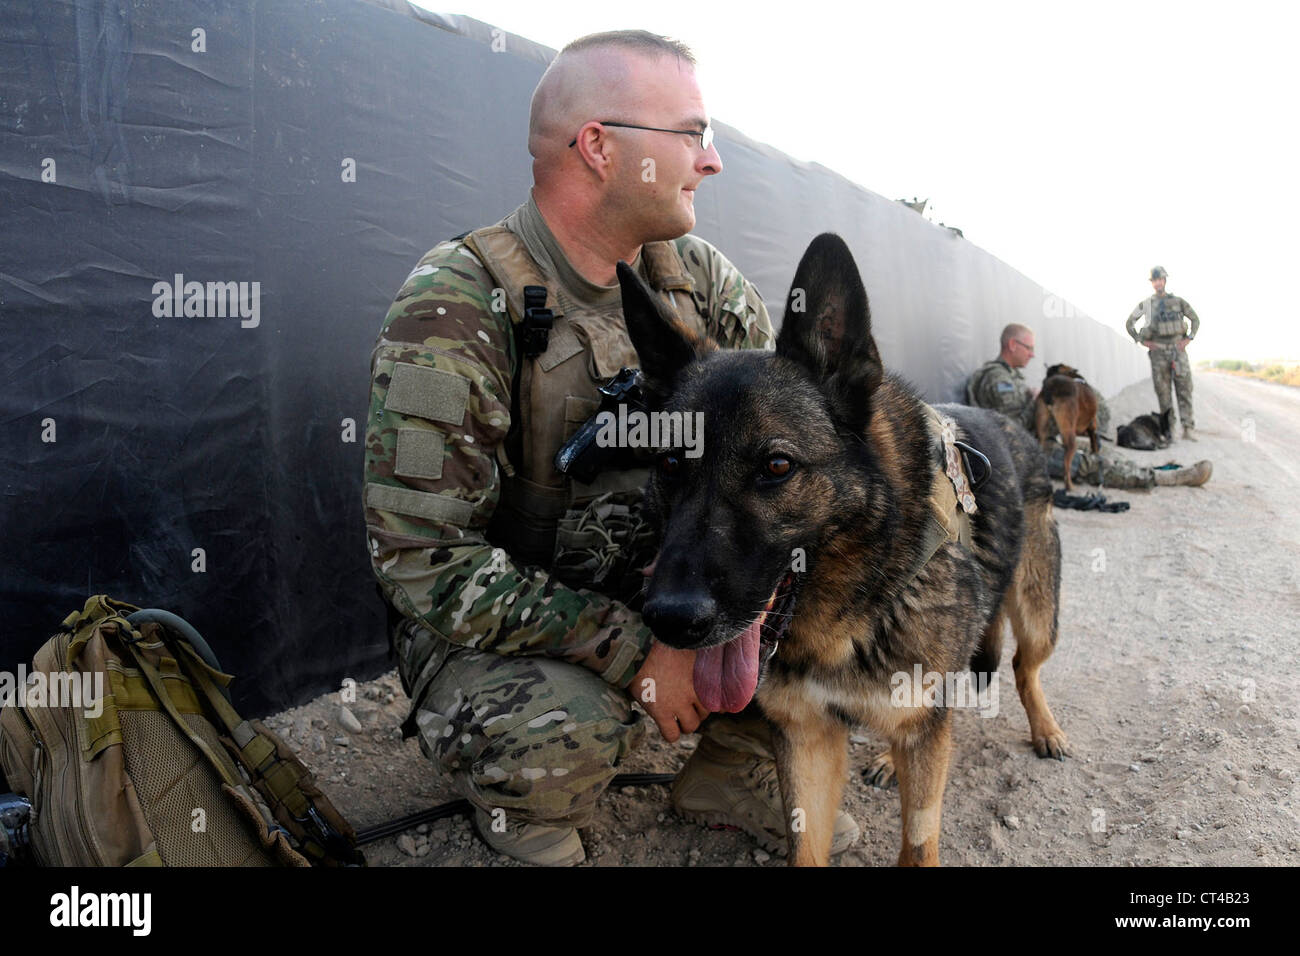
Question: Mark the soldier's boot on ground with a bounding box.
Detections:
[1182,426,1198,441]
[671,720,861,857]
[472,807,586,867]
[1154,460,1213,488]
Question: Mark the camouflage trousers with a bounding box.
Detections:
[1046,444,1155,490]
[393,617,646,827]
[1149,345,1195,429]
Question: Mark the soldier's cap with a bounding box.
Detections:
[1150,266,1168,280]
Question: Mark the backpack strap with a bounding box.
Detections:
[166,634,362,866]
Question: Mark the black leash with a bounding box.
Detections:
[354,771,678,847]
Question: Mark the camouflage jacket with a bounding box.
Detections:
[966,357,1033,422]
[364,202,773,690]
[1126,292,1200,345]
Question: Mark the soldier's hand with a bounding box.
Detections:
[1176,338,1188,351]
[629,641,710,742]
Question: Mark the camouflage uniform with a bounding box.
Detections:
[965,357,1153,490]
[965,358,1035,430]
[1126,292,1200,429]
[364,196,773,827]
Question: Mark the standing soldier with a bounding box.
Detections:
[1126,266,1200,441]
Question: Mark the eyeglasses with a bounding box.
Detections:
[568,121,715,151]
[1013,339,1035,356]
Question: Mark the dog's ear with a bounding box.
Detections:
[775,233,882,430]
[617,260,710,402]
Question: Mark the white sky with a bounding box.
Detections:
[417,0,1299,362]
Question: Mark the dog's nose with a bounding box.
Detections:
[643,591,718,647]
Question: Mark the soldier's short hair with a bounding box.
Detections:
[558,30,696,66]
[1000,323,1033,350]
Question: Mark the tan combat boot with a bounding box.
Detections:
[1182,426,1198,441]
[1154,460,1213,487]
[672,730,861,857]
[473,807,585,867]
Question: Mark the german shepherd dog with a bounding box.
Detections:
[1034,364,1099,493]
[1117,408,1174,451]
[616,234,1067,867]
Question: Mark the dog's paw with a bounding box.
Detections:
[1033,730,1070,761]
[863,750,897,788]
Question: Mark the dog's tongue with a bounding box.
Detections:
[694,616,762,713]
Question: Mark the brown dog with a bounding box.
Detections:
[1034,363,1099,492]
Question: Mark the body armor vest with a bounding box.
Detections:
[461,226,710,600]
[1149,296,1188,340]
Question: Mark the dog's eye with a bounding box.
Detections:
[758,456,795,486]
[659,453,682,479]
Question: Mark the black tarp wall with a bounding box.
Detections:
[0,0,1146,715]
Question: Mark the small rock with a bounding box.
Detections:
[1256,845,1267,857]
[339,706,363,734]
[334,736,350,747]
[1176,830,1191,840]
[1237,705,1251,717]
[310,734,327,754]
[1002,815,1021,831]
[1233,780,1250,795]
[656,813,666,823]
[417,824,429,835]
[688,847,701,860]
[311,717,328,730]
[1129,763,1141,772]
[397,834,418,857]
[753,849,770,864]
[416,844,430,857]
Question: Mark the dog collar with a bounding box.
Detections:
[939,415,979,517]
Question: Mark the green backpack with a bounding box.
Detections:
[0,595,362,867]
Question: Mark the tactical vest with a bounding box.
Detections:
[461,227,710,601]
[1148,296,1188,340]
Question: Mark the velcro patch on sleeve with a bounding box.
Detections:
[365,483,473,527]
[394,428,445,480]
[385,363,470,425]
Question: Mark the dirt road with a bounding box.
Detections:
[268,370,1300,866]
